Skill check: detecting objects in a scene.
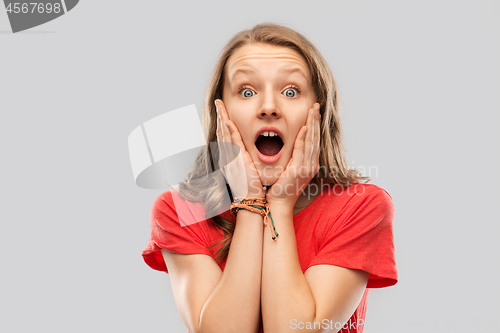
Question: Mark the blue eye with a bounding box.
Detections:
[239,87,255,98]
[243,89,254,98]
[283,86,300,98]
[238,85,300,98]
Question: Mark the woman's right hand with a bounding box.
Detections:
[215,99,265,199]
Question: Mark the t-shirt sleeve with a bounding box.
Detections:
[141,191,213,273]
[308,187,398,288]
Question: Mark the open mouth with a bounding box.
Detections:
[255,131,284,156]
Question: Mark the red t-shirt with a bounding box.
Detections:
[142,183,398,333]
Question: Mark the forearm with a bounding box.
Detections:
[198,210,264,333]
[261,204,317,333]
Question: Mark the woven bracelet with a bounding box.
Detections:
[230,198,279,241]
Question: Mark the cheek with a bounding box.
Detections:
[295,113,309,132]
[225,103,244,122]
[226,106,252,138]
[291,105,310,125]
[231,119,252,142]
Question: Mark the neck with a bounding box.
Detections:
[293,183,323,214]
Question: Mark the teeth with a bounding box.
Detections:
[260,131,278,137]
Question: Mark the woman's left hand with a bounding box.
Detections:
[266,103,321,209]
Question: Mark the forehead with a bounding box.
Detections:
[225,43,311,83]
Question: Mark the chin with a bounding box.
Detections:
[256,164,283,187]
[253,153,290,187]
[260,176,279,187]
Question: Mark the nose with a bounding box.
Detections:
[258,91,282,119]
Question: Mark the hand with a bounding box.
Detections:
[215,99,265,199]
[266,103,321,208]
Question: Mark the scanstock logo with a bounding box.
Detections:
[3,0,79,33]
[128,105,239,226]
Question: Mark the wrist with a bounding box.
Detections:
[231,197,268,218]
[237,208,265,221]
[266,191,299,209]
[267,201,294,216]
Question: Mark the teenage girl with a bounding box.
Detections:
[142,23,398,333]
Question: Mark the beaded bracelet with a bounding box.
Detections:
[230,197,279,241]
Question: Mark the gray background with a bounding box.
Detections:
[1,0,499,332]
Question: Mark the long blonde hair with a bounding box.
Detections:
[176,23,368,262]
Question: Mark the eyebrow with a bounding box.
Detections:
[230,67,309,83]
